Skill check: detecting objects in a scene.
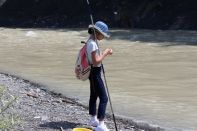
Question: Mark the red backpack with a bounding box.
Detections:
[75,41,91,81]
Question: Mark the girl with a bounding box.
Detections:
[86,21,112,131]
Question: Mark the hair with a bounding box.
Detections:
[88,28,100,35]
[88,28,94,34]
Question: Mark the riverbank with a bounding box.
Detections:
[0,73,164,131]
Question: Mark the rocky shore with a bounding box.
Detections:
[0,73,163,131]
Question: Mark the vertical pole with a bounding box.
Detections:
[86,0,118,130]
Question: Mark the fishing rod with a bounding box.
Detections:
[86,0,118,131]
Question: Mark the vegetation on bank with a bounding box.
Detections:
[0,0,197,30]
[0,85,18,130]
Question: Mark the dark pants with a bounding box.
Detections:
[89,66,108,120]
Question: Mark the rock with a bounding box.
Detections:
[41,115,48,121]
[26,92,38,98]
[34,116,41,119]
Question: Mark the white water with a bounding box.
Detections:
[0,28,197,130]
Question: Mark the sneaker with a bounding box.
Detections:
[89,116,99,127]
[95,123,109,131]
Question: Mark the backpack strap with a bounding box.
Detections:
[81,41,91,65]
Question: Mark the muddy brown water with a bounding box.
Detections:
[0,28,197,130]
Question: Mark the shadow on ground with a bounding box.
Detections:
[39,121,81,130]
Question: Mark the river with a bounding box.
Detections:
[0,28,197,131]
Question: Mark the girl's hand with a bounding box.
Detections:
[104,48,113,56]
[109,48,113,55]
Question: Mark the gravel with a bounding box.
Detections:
[0,73,163,131]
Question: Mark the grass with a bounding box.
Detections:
[0,85,18,130]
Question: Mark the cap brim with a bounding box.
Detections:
[88,25,110,38]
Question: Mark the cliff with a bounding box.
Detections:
[0,0,196,30]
